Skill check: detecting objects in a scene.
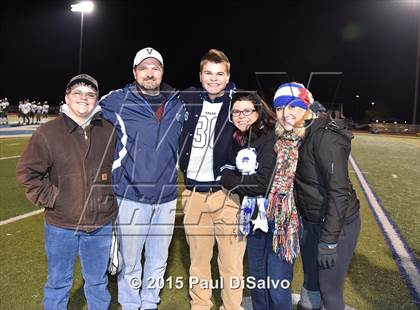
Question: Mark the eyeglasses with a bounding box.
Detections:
[231,109,256,117]
[70,90,97,100]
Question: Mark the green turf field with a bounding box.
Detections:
[0,138,35,220]
[351,133,420,261]
[0,134,418,309]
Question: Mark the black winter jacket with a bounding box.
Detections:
[294,115,360,244]
[179,83,236,190]
[221,130,276,198]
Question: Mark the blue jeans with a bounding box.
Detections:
[116,197,176,310]
[247,229,294,310]
[43,222,112,310]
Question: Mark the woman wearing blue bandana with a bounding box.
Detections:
[221,91,282,310]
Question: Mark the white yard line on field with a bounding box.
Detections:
[0,209,44,226]
[349,169,368,174]
[0,155,21,160]
[349,154,420,304]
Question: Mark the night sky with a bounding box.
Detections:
[1,0,419,122]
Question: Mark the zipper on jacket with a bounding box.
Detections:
[82,125,92,231]
[130,89,180,122]
[84,126,92,159]
[160,91,180,119]
[81,159,88,231]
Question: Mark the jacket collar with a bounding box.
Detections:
[201,82,236,103]
[304,116,327,139]
[125,81,178,103]
[304,114,353,141]
[62,111,103,133]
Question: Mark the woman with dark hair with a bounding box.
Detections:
[222,91,293,310]
[221,91,276,199]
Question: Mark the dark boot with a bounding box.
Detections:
[297,300,321,310]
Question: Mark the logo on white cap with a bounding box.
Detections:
[133,47,164,68]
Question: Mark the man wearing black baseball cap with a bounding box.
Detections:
[66,73,99,92]
[16,74,116,310]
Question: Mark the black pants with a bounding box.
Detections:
[300,213,361,310]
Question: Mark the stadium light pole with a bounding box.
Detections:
[355,94,360,120]
[402,0,420,124]
[413,1,420,124]
[71,1,94,74]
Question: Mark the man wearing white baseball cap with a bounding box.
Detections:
[99,47,186,310]
[133,47,164,68]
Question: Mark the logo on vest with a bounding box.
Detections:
[101,173,108,181]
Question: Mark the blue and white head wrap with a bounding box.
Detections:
[273,83,314,110]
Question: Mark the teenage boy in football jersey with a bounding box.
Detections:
[179,49,246,310]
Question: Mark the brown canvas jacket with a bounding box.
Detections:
[16,112,117,232]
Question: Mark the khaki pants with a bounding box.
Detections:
[182,188,246,310]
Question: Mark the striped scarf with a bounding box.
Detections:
[268,131,301,263]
